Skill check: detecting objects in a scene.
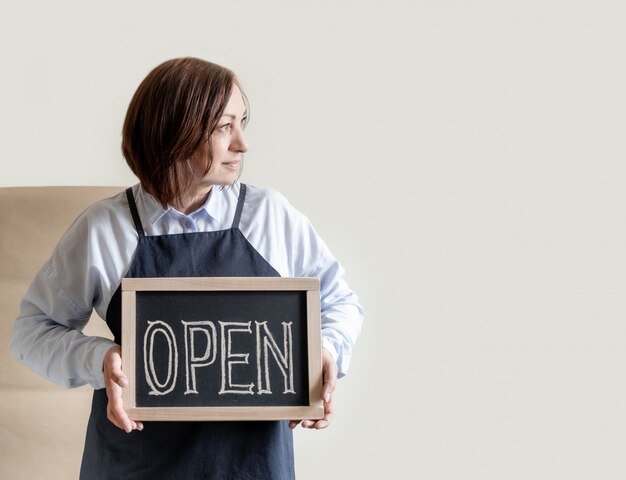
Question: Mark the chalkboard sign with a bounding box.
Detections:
[121,277,323,421]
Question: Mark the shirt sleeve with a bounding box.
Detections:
[251,189,364,378]
[10,209,118,390]
[293,214,363,378]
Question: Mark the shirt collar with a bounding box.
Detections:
[138,185,224,226]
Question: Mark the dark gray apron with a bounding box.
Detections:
[80,184,295,479]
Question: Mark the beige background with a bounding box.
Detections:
[1,1,626,479]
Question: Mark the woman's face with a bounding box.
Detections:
[187,84,248,190]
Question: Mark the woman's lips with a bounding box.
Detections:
[222,160,240,169]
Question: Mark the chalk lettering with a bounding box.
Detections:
[256,321,295,394]
[141,320,298,397]
[219,321,255,395]
[182,321,217,395]
[144,320,178,395]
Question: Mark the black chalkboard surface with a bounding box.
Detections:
[121,277,323,421]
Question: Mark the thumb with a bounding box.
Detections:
[105,346,128,387]
[111,370,128,388]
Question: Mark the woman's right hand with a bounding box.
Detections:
[103,345,144,433]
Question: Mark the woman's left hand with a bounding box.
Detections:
[289,348,337,430]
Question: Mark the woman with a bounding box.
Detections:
[10,57,363,479]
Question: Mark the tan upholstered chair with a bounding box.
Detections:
[0,187,122,479]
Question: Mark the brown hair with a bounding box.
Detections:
[122,57,245,206]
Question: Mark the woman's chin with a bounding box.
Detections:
[199,174,239,189]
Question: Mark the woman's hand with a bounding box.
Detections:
[103,345,143,433]
[289,348,337,430]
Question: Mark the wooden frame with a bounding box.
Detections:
[122,277,323,421]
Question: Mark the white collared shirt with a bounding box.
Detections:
[10,183,363,389]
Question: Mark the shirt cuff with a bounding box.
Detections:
[89,338,118,390]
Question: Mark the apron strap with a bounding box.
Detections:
[125,187,146,238]
[231,183,247,229]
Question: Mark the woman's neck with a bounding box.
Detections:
[172,185,212,215]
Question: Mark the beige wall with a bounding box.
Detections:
[1,1,626,479]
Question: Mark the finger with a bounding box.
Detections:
[313,419,330,429]
[323,389,331,403]
[109,396,133,433]
[301,420,315,428]
[105,374,128,392]
[106,408,125,431]
[322,353,338,403]
[324,394,335,415]
[108,411,134,433]
[105,363,128,388]
[322,388,333,406]
[129,420,144,431]
[104,347,128,388]
[288,420,301,430]
[323,375,337,399]
[103,346,138,432]
[106,403,129,432]
[313,406,335,429]
[313,387,336,429]
[110,371,128,388]
[105,380,133,433]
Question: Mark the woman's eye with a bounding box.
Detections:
[220,123,232,132]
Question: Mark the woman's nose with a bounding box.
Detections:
[231,129,248,153]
